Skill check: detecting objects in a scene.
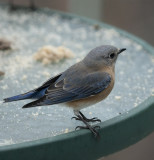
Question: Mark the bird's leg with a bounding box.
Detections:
[72,110,100,138]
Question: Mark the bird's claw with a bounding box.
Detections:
[78,111,101,123]
[75,125,100,138]
[86,117,101,123]
[71,116,101,123]
[72,111,101,138]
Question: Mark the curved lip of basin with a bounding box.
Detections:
[0,5,154,159]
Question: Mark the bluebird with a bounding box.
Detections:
[3,45,126,137]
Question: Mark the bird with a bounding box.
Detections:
[3,45,126,137]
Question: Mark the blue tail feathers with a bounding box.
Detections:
[4,88,47,103]
[3,73,62,104]
[4,91,36,102]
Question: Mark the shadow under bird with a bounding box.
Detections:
[3,45,126,137]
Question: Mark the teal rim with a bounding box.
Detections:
[0,5,154,160]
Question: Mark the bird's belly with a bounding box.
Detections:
[66,82,114,110]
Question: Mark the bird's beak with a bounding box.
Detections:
[118,48,126,54]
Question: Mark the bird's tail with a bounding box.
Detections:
[3,91,36,103]
[3,87,48,103]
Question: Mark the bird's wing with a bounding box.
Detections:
[35,73,62,91]
[23,72,111,108]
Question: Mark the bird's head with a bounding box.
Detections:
[83,45,126,69]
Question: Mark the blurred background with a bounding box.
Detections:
[0,0,154,159]
[0,0,153,46]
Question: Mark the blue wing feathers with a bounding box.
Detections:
[23,72,111,108]
[5,71,111,108]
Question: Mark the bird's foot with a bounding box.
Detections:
[72,111,101,138]
[72,111,101,123]
[79,111,101,123]
[75,122,100,138]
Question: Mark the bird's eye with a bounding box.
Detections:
[109,53,115,59]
